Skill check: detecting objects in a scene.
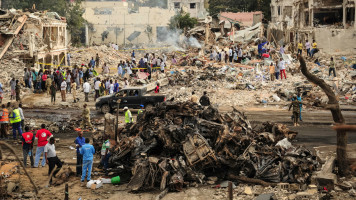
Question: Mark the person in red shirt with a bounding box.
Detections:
[34,124,53,167]
[154,83,160,93]
[22,126,34,167]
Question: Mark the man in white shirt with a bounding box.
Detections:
[305,40,311,57]
[109,80,114,94]
[229,48,233,63]
[61,80,67,102]
[45,137,62,184]
[94,78,101,101]
[83,80,91,102]
[278,58,287,80]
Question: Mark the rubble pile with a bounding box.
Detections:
[106,101,319,192]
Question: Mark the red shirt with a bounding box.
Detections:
[35,129,52,147]
[22,132,33,145]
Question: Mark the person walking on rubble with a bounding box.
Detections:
[45,137,62,184]
[60,79,67,102]
[297,42,303,55]
[34,124,53,167]
[297,93,303,121]
[94,78,101,100]
[45,74,52,96]
[199,91,210,107]
[80,138,95,186]
[22,126,34,168]
[0,104,9,139]
[0,82,3,104]
[191,91,199,104]
[289,94,302,127]
[74,131,85,177]
[311,40,318,58]
[18,103,25,130]
[9,103,22,140]
[305,40,311,57]
[278,58,287,80]
[269,63,275,81]
[80,104,93,130]
[95,53,100,68]
[50,81,57,105]
[15,80,21,102]
[329,57,336,77]
[83,79,91,102]
[10,78,16,100]
[124,107,133,124]
[71,80,77,102]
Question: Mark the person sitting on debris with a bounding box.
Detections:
[289,94,302,127]
[100,135,110,173]
[155,83,160,93]
[45,137,62,185]
[191,91,199,104]
[75,131,85,177]
[199,91,210,107]
[124,107,133,124]
[34,124,53,167]
[329,57,336,77]
[80,104,93,130]
[80,138,95,186]
[22,126,34,168]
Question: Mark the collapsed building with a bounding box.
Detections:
[82,0,176,46]
[0,9,68,66]
[268,0,356,55]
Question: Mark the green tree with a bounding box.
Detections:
[1,0,86,46]
[169,12,198,33]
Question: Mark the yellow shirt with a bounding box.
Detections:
[269,65,275,74]
[312,42,317,49]
[298,43,303,50]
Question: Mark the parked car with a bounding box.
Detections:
[95,87,166,113]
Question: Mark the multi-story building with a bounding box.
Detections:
[269,0,356,55]
[167,0,208,19]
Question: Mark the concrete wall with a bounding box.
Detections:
[82,1,176,46]
[167,0,207,19]
[314,28,356,54]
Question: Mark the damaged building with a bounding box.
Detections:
[82,1,176,46]
[167,0,208,19]
[0,9,68,66]
[268,0,356,55]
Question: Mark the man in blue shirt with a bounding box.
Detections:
[80,138,95,185]
[90,57,96,68]
[74,131,85,177]
[114,80,119,93]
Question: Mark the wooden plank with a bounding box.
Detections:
[0,15,28,60]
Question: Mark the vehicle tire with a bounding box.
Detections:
[101,104,111,114]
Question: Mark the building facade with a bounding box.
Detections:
[167,0,207,19]
[269,0,356,55]
[82,1,176,46]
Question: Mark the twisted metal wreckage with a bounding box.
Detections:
[96,101,319,192]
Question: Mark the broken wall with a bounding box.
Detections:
[82,1,176,46]
[314,27,356,54]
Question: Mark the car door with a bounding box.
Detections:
[114,90,128,109]
[124,89,141,108]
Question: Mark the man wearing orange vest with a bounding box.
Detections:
[22,126,34,167]
[0,104,9,139]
